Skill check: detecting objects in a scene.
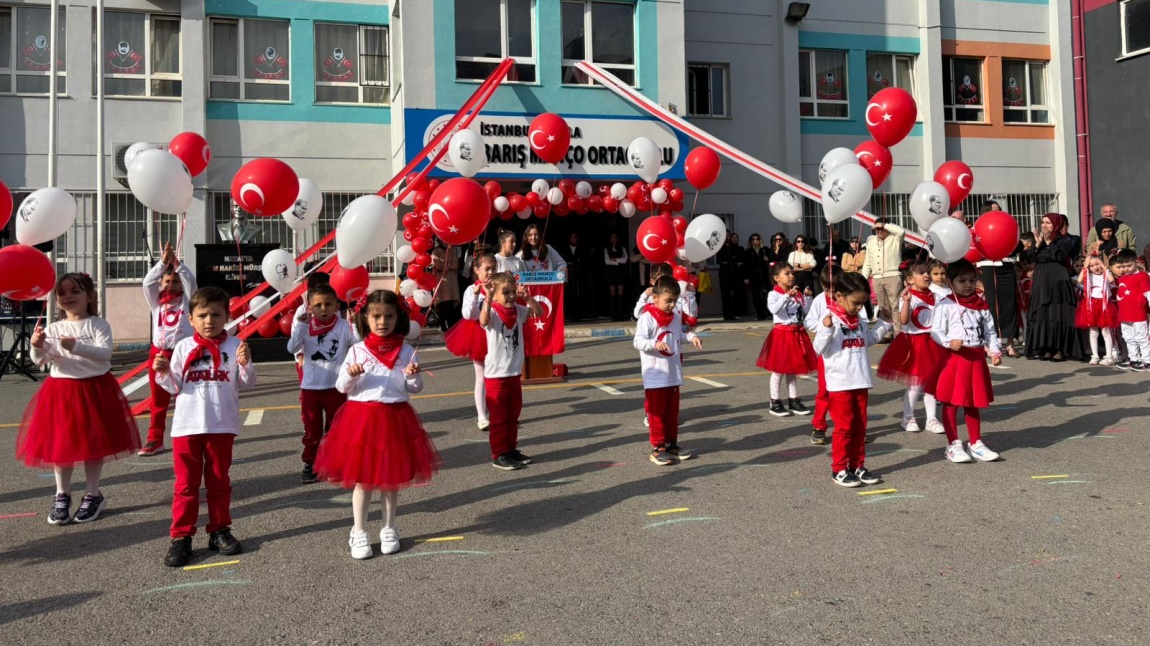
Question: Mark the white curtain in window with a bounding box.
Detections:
[17,7,65,71]
[316,23,358,83]
[244,19,289,81]
[152,17,180,75]
[105,12,145,75]
[211,21,238,77]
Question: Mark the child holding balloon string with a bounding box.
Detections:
[803,265,835,445]
[756,262,817,417]
[877,260,946,434]
[633,262,698,428]
[444,252,498,431]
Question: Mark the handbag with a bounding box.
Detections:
[697,269,714,295]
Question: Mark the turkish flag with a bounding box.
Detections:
[524,283,565,356]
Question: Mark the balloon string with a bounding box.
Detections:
[690,189,700,219]
[409,244,451,364]
[175,214,186,263]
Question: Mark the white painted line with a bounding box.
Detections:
[798,375,816,382]
[591,383,625,396]
[122,375,149,397]
[689,376,728,388]
[243,410,265,426]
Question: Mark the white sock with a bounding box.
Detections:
[1090,328,1100,358]
[54,466,73,496]
[787,375,798,399]
[83,460,103,496]
[770,373,781,400]
[904,386,922,422]
[924,393,938,421]
[473,361,488,425]
[382,490,398,529]
[352,485,371,533]
[1102,328,1115,358]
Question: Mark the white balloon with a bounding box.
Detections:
[627,136,661,184]
[909,181,951,232]
[282,178,323,233]
[399,278,418,297]
[124,141,161,170]
[531,179,551,198]
[683,213,728,263]
[401,191,415,206]
[412,289,434,308]
[127,149,193,214]
[651,187,668,204]
[820,164,873,224]
[610,183,628,200]
[493,196,510,212]
[575,181,593,199]
[249,295,271,318]
[261,249,298,295]
[516,208,533,220]
[818,147,859,186]
[547,187,565,205]
[619,200,637,219]
[676,247,690,261]
[396,245,417,264]
[335,195,398,269]
[406,320,422,342]
[677,280,689,294]
[926,217,973,263]
[768,190,803,224]
[15,187,77,246]
[448,129,486,178]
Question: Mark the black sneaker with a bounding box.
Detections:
[854,467,880,485]
[833,470,862,488]
[492,454,524,471]
[301,463,318,484]
[1117,360,1132,370]
[47,493,72,525]
[789,398,810,415]
[666,445,693,461]
[72,493,106,523]
[649,446,674,466]
[509,449,533,465]
[208,527,243,555]
[769,400,791,417]
[1130,361,1144,371]
[810,429,828,445]
[164,536,193,567]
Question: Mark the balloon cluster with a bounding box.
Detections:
[919,160,980,263]
[482,177,689,222]
[230,294,300,339]
[126,131,209,215]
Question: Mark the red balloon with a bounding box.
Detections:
[417,223,434,240]
[278,314,293,337]
[670,200,684,213]
[0,180,12,231]
[603,197,619,213]
[410,237,432,254]
[528,113,571,164]
[426,179,441,192]
[676,231,686,248]
[553,203,570,217]
[671,216,688,234]
[635,181,651,194]
[525,191,541,207]
[964,244,983,264]
[498,209,514,221]
[866,87,918,147]
[401,212,420,229]
[972,211,1020,262]
[407,264,425,281]
[484,181,502,199]
[854,140,893,189]
[428,178,490,245]
[0,244,55,301]
[329,264,370,302]
[684,147,721,190]
[636,197,652,212]
[660,211,674,221]
[231,158,299,216]
[168,132,211,177]
[413,253,432,269]
[598,184,611,196]
[673,265,689,281]
[257,315,280,338]
[686,274,700,287]
[636,215,677,263]
[229,297,247,317]
[402,229,415,242]
[236,319,251,334]
[558,179,576,196]
[405,173,425,191]
[626,186,644,203]
[507,193,527,214]
[413,190,431,211]
[567,196,583,212]
[658,178,675,191]
[668,188,684,203]
[416,274,437,291]
[935,160,975,207]
[534,203,550,218]
[575,199,589,215]
[587,196,603,212]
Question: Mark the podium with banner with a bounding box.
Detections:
[517,270,566,384]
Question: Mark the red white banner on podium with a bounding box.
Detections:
[524,283,565,356]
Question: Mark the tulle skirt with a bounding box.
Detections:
[444,319,487,362]
[935,347,994,408]
[1074,297,1119,329]
[16,373,141,467]
[315,401,441,491]
[877,332,945,389]
[756,324,817,375]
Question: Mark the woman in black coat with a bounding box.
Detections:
[745,233,770,320]
[1023,213,1088,361]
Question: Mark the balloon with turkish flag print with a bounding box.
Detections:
[964,244,983,264]
[0,244,55,301]
[865,87,917,147]
[168,132,212,177]
[672,265,688,281]
[230,158,299,216]
[257,316,280,338]
[329,264,371,302]
[528,112,571,164]
[684,147,722,190]
[854,140,893,189]
[428,177,490,245]
[934,160,975,207]
[0,179,12,230]
[636,215,677,263]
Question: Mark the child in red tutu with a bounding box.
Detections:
[153,287,256,566]
[756,263,816,417]
[813,272,891,488]
[803,266,833,445]
[139,242,196,457]
[288,283,357,484]
[18,273,140,525]
[1075,255,1118,365]
[930,260,1002,464]
[878,260,945,434]
[315,289,440,559]
[444,252,497,431]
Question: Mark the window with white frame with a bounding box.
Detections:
[942,56,984,122]
[561,1,636,86]
[209,17,290,101]
[798,50,847,118]
[314,23,389,104]
[98,11,181,98]
[455,0,536,83]
[0,6,66,95]
[1002,59,1050,124]
[687,63,728,117]
[1121,0,1150,57]
[865,53,915,100]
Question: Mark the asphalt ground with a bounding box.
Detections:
[0,330,1147,645]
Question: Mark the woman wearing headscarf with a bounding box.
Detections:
[1022,213,1088,361]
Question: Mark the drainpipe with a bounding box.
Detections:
[1071,0,1094,243]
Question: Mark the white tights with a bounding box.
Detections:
[1089,327,1114,359]
[55,460,103,496]
[904,385,938,422]
[770,373,797,400]
[353,485,398,533]
[473,360,488,425]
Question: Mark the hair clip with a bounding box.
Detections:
[352,295,368,315]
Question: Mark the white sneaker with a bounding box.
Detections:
[945,440,973,463]
[1089,356,1100,365]
[924,418,946,434]
[478,420,490,431]
[901,418,921,433]
[643,415,650,428]
[967,440,1000,462]
[380,527,401,555]
[1099,357,1115,367]
[349,529,372,560]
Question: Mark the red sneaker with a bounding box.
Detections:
[137,441,164,456]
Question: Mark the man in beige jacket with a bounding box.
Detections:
[860,217,904,337]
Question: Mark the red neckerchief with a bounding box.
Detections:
[364,333,405,369]
[643,303,675,328]
[185,332,226,375]
[158,290,182,306]
[491,302,517,329]
[956,291,989,311]
[473,281,487,299]
[907,288,935,306]
[773,284,802,303]
[827,301,860,331]
[308,315,338,337]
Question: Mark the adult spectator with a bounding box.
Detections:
[788,235,817,295]
[1086,203,1136,252]
[841,237,866,273]
[767,232,792,268]
[860,217,905,336]
[822,228,851,271]
[558,231,591,321]
[977,200,1022,356]
[517,223,567,273]
[1023,213,1088,361]
[430,242,461,331]
[716,232,745,320]
[745,233,770,320]
[602,232,629,321]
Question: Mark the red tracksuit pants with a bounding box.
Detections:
[485,376,522,460]
[813,357,830,432]
[829,389,869,473]
[171,434,234,538]
[147,346,174,444]
[645,386,680,448]
[299,388,346,464]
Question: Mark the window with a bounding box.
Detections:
[866,53,915,99]
[455,0,536,83]
[98,11,181,98]
[0,6,66,94]
[209,18,290,101]
[1121,0,1150,57]
[561,1,636,86]
[687,63,728,117]
[1002,59,1049,124]
[942,56,983,122]
[798,50,848,118]
[314,23,389,104]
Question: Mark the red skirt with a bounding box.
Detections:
[1074,297,1119,329]
[756,324,817,375]
[315,400,441,491]
[877,332,945,389]
[16,373,141,467]
[444,318,487,362]
[935,347,994,408]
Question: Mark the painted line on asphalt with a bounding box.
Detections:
[688,376,728,388]
[393,550,489,560]
[646,507,689,516]
[143,580,250,594]
[644,517,719,529]
[417,536,465,543]
[183,560,241,572]
[860,494,925,505]
[1031,475,1069,480]
[591,383,625,396]
[243,410,264,426]
[0,512,38,520]
[856,488,898,496]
